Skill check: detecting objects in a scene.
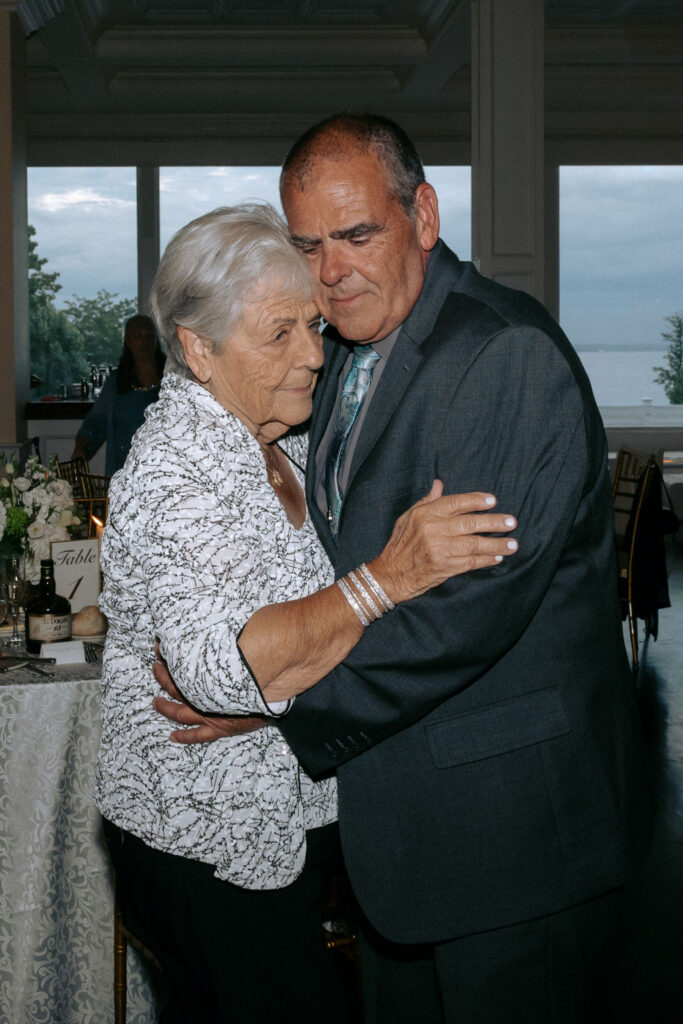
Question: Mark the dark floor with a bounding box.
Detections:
[613,535,683,1023]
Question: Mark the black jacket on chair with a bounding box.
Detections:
[279,241,651,945]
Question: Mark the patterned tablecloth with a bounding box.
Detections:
[0,663,159,1024]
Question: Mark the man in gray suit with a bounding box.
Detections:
[158,114,650,1022]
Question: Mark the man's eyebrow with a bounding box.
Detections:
[290,233,320,248]
[330,222,384,241]
[290,222,384,248]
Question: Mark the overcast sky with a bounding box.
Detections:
[28,164,682,357]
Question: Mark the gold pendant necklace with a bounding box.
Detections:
[262,446,284,487]
[268,465,284,487]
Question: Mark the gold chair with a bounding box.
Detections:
[54,456,90,498]
[74,473,111,536]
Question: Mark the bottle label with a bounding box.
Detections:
[28,614,72,643]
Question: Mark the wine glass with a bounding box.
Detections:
[1,557,25,647]
[0,583,8,629]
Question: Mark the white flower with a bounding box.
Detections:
[58,508,74,527]
[13,476,31,492]
[25,551,45,585]
[43,525,68,546]
[47,478,68,498]
[27,522,45,539]
[0,477,10,491]
[5,462,15,476]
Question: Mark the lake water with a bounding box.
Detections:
[576,349,670,407]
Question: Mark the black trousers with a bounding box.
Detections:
[104,819,353,1024]
[360,887,626,1024]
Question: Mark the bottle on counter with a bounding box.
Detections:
[25,559,72,654]
[80,377,89,399]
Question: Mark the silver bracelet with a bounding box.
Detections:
[358,563,395,612]
[348,570,383,621]
[337,576,371,628]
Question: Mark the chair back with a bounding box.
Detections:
[75,473,111,536]
[55,456,89,498]
[80,473,111,499]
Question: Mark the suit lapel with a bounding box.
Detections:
[345,333,423,496]
[342,243,465,500]
[306,333,349,554]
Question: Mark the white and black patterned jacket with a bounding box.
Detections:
[96,372,336,890]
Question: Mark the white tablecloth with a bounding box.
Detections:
[0,665,159,1023]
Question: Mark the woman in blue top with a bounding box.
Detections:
[72,314,165,475]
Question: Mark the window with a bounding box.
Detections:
[560,166,683,414]
[27,167,137,395]
[160,167,282,251]
[160,165,470,258]
[28,167,137,306]
[425,166,470,260]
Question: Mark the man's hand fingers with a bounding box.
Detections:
[169,726,219,745]
[152,660,184,701]
[153,694,201,724]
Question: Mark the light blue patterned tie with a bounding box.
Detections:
[325,345,380,536]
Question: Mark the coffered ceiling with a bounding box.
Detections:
[6,0,683,164]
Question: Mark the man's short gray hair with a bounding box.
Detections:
[150,203,315,379]
[280,113,426,217]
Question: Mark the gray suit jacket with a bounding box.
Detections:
[279,241,650,944]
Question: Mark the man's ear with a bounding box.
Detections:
[414,183,440,254]
[176,325,211,383]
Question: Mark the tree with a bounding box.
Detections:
[28,226,88,396]
[28,224,61,307]
[63,290,137,369]
[653,313,683,405]
[28,227,137,395]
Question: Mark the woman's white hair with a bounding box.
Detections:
[150,202,315,379]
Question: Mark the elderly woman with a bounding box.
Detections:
[96,204,517,1024]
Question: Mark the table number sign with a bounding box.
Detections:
[50,539,101,612]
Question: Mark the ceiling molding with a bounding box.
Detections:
[403,0,470,97]
[0,0,64,34]
[16,0,683,158]
[95,24,427,62]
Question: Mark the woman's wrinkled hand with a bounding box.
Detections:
[152,650,267,744]
[371,481,518,605]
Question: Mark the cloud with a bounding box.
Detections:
[34,188,135,214]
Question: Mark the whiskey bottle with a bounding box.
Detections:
[25,559,72,654]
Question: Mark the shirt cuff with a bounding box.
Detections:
[236,623,292,718]
[265,698,291,715]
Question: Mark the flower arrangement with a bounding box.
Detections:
[0,454,82,584]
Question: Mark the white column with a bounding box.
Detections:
[471,0,545,302]
[0,11,29,443]
[136,166,160,314]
